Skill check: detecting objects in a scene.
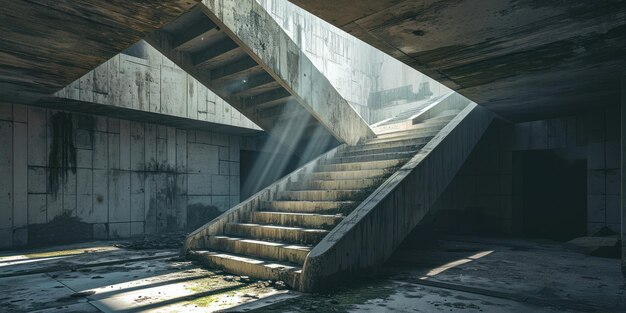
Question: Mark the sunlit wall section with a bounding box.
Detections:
[256,0,453,125]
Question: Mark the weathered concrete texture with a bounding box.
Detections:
[148,1,373,146]
[54,41,260,132]
[182,96,479,291]
[202,0,374,145]
[288,0,626,122]
[300,101,494,291]
[266,237,625,312]
[0,0,200,105]
[257,0,452,125]
[0,103,241,249]
[0,242,296,313]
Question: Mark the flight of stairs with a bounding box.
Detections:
[187,111,460,288]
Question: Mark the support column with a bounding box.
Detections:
[621,73,626,275]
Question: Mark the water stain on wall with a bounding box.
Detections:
[186,203,222,231]
[48,112,77,196]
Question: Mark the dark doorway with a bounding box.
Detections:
[519,150,586,241]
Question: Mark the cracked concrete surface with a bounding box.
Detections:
[0,242,297,312]
[256,236,625,312]
[1,236,623,312]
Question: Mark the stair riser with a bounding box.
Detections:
[377,127,442,140]
[262,201,356,213]
[371,127,436,142]
[192,252,300,288]
[318,159,405,172]
[225,224,328,245]
[375,119,451,134]
[339,144,422,157]
[302,170,387,180]
[207,236,309,265]
[277,190,367,201]
[288,178,381,191]
[366,131,439,144]
[252,212,342,229]
[349,137,431,152]
[326,152,415,164]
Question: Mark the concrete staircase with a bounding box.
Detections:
[183,97,494,290]
[146,1,373,147]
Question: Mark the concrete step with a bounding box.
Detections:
[206,235,311,265]
[262,200,357,213]
[317,159,406,172]
[346,137,432,153]
[303,169,389,180]
[356,134,435,151]
[251,211,343,229]
[190,250,301,288]
[377,125,444,139]
[365,130,439,144]
[276,190,367,201]
[288,178,382,191]
[374,119,450,135]
[224,223,329,245]
[326,151,416,164]
[339,143,423,158]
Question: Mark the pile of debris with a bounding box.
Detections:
[115,231,188,250]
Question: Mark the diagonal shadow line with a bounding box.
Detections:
[121,283,246,313]
[89,274,215,299]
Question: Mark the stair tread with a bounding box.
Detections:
[255,211,344,218]
[366,132,438,143]
[265,200,356,204]
[193,250,302,271]
[209,235,313,251]
[354,136,433,148]
[279,189,363,193]
[315,158,409,168]
[334,151,416,159]
[229,222,330,233]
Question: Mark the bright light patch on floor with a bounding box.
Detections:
[421,250,494,279]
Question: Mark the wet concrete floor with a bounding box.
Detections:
[0,236,623,312]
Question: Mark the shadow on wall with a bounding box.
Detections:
[517,150,587,241]
[186,203,222,232]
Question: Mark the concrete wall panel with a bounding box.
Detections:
[0,121,13,232]
[1,103,243,248]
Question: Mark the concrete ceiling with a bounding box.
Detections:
[288,0,626,122]
[0,0,199,105]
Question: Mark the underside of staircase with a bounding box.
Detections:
[182,94,494,291]
[146,0,374,149]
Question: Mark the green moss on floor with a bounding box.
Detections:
[256,279,396,313]
[185,277,239,293]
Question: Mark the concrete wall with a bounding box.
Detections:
[429,104,621,236]
[56,41,260,131]
[256,0,452,124]
[0,103,241,249]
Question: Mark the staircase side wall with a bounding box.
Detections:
[300,102,494,291]
[199,0,374,145]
